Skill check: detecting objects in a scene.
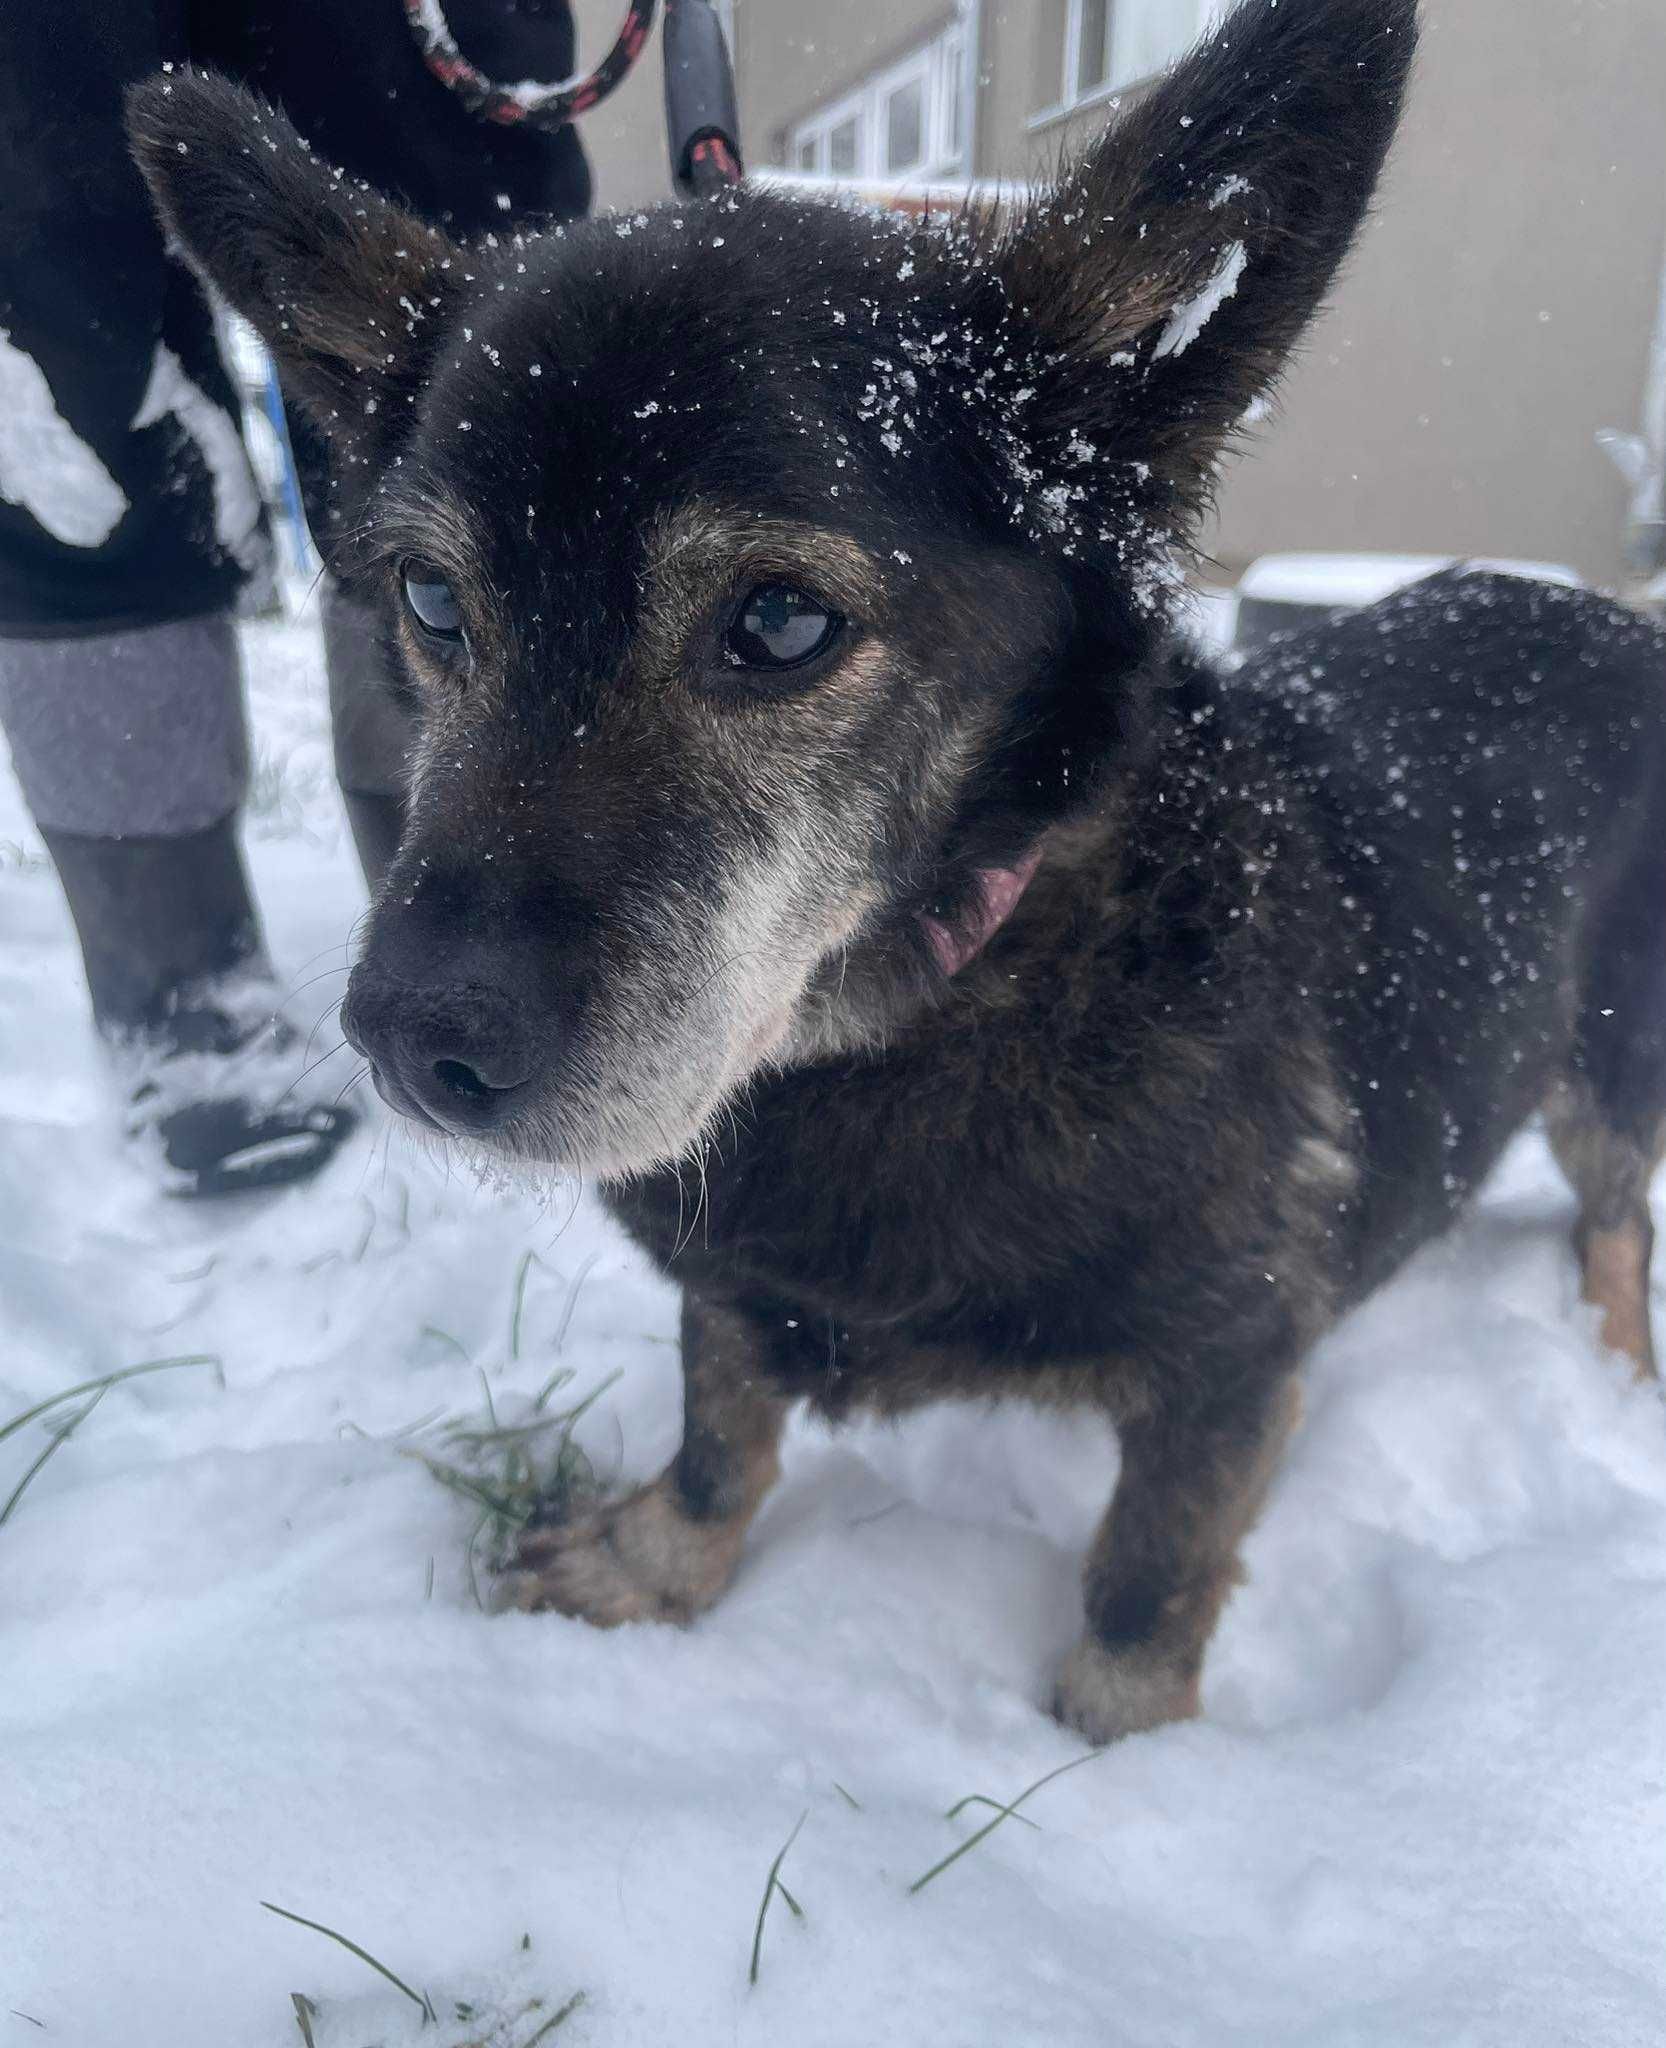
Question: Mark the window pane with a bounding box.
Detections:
[1110,0,1200,89]
[885,80,924,171]
[795,136,819,172]
[1078,0,1112,94]
[829,118,859,173]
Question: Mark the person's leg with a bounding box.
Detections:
[0,0,353,1194]
[321,577,409,899]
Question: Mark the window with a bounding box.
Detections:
[788,25,968,183]
[884,75,925,174]
[1062,0,1220,109]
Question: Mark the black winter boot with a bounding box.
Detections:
[42,819,356,1196]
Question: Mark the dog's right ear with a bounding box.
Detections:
[127,70,460,435]
[987,0,1417,534]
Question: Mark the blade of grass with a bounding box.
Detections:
[832,1783,863,1811]
[539,1368,623,1428]
[260,1900,436,2024]
[420,1325,471,1364]
[523,1991,587,2044]
[748,1811,808,1987]
[0,1384,109,1529]
[530,1367,574,1413]
[290,1991,319,2046]
[553,1253,600,1355]
[509,1250,542,1361]
[465,1509,490,1611]
[350,1196,378,1262]
[945,1792,1040,1831]
[908,1751,1101,1896]
[402,1450,533,1526]
[0,1354,219,1446]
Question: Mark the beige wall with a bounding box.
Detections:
[1203,0,1666,587]
[568,0,1666,588]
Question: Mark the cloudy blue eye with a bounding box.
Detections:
[401,561,463,639]
[726,584,840,671]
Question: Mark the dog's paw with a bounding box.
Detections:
[1052,1639,1202,1746]
[494,1480,742,1628]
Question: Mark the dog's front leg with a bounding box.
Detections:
[500,1295,788,1626]
[1057,1369,1303,1744]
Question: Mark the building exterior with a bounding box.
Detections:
[570,0,1666,588]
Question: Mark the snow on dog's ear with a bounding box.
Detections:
[991,0,1416,528]
[127,70,459,436]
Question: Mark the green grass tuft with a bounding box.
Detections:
[408,1368,623,1588]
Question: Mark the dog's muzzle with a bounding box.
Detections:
[341,972,539,1136]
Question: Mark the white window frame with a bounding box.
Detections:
[788,24,969,184]
[790,88,869,179]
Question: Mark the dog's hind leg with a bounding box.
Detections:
[498,1294,788,1624]
[1545,834,1666,1382]
[1546,1074,1663,1381]
[1057,1369,1304,1745]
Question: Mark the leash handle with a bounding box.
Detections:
[404,0,745,197]
[662,0,744,197]
[404,0,658,129]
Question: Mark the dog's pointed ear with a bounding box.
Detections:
[126,70,460,434]
[991,0,1417,524]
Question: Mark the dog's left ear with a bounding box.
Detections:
[127,70,461,438]
[993,0,1417,524]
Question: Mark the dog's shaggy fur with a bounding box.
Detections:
[132,0,1666,1743]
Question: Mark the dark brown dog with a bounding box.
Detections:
[131,0,1666,1744]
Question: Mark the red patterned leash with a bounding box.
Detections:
[403,0,743,196]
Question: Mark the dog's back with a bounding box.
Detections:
[1233,567,1666,1310]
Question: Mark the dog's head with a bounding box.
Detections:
[130,0,1414,1179]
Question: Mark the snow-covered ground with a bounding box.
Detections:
[3,606,1665,2047]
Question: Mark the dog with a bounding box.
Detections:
[130,0,1666,1745]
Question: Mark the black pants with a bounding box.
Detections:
[0,0,588,639]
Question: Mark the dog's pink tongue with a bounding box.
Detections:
[925,844,1045,977]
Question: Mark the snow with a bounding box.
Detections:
[3,610,1666,2045]
[0,328,128,548]
[133,343,270,577]
[1155,240,1248,360]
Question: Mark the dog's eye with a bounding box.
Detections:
[401,562,463,640]
[725,584,840,671]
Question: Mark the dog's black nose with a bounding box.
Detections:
[342,974,537,1133]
